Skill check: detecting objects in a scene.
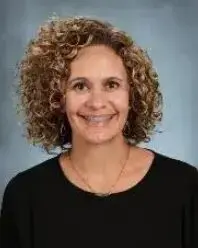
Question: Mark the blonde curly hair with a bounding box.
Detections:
[16,16,163,154]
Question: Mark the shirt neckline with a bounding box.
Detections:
[55,148,159,200]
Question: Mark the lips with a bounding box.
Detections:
[79,114,116,124]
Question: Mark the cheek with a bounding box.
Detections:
[65,93,86,115]
[110,92,129,113]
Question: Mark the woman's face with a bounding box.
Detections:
[65,45,130,145]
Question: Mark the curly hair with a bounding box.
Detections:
[16,16,163,154]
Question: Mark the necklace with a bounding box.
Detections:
[68,146,130,197]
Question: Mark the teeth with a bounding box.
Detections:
[83,115,113,123]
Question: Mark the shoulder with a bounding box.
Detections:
[3,154,61,199]
[151,149,198,191]
[153,149,197,175]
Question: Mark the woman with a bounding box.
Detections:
[0,16,197,248]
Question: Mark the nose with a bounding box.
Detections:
[85,89,106,110]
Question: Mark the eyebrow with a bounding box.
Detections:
[67,76,124,84]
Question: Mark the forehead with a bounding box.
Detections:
[69,45,127,79]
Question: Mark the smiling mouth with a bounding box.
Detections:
[79,114,116,124]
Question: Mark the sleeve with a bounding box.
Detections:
[0,173,32,248]
[182,166,198,248]
[0,176,21,248]
[192,167,198,248]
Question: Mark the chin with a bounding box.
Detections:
[80,132,121,145]
[71,114,126,145]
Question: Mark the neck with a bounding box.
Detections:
[69,135,132,177]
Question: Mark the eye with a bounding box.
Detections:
[72,82,89,92]
[106,81,120,90]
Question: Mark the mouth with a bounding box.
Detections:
[78,114,117,125]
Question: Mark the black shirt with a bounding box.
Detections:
[0,150,198,248]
